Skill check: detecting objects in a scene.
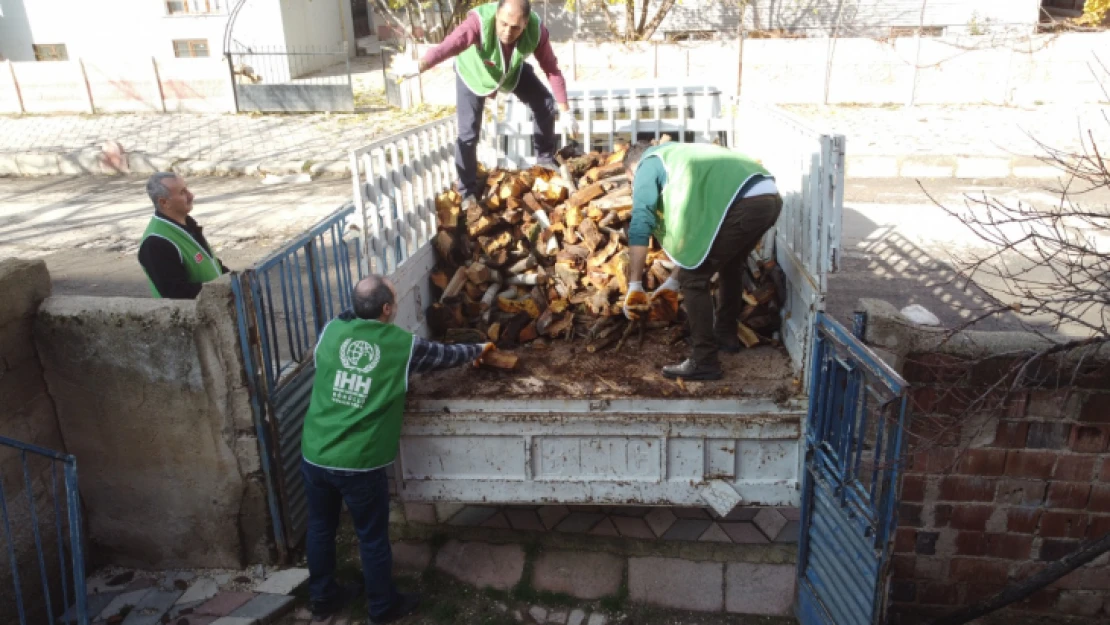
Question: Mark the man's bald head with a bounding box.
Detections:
[353,275,396,322]
[495,0,531,45]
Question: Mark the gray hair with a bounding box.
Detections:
[146,172,179,212]
[353,275,395,320]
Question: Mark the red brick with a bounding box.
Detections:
[1089,486,1110,512]
[934,504,952,527]
[1005,451,1057,479]
[1046,482,1092,509]
[956,449,1008,476]
[992,421,1030,448]
[1027,389,1081,419]
[1039,512,1089,539]
[1079,393,1110,423]
[955,531,986,556]
[1040,539,1081,561]
[903,352,971,384]
[1101,457,1110,481]
[1070,425,1110,453]
[995,479,1048,506]
[890,554,916,579]
[1007,391,1029,418]
[1054,456,1097,482]
[965,583,1007,603]
[956,532,1033,560]
[894,528,916,553]
[1026,422,1072,450]
[899,503,923,528]
[902,474,926,503]
[912,447,958,473]
[1088,514,1110,540]
[970,356,1024,387]
[950,558,1010,582]
[939,476,997,502]
[917,582,961,606]
[1015,588,1059,612]
[1007,508,1042,534]
[915,532,939,555]
[984,533,1034,560]
[949,505,994,531]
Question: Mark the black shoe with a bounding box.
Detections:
[662,359,723,380]
[311,582,362,621]
[370,593,421,625]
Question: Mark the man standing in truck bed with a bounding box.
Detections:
[621,141,782,381]
[393,0,577,211]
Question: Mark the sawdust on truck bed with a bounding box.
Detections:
[408,337,797,400]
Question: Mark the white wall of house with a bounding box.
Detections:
[0,0,355,64]
[278,0,354,75]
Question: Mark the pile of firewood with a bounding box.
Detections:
[426,144,786,368]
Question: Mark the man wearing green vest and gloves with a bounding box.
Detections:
[621,141,782,381]
[138,172,228,299]
[393,0,576,212]
[301,274,496,623]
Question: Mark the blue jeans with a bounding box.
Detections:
[302,459,398,619]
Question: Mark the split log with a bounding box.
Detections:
[479,350,520,370]
[441,267,468,301]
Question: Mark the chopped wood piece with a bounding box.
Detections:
[567,181,606,208]
[466,263,492,284]
[590,194,633,212]
[518,321,538,343]
[522,192,545,214]
[441,267,468,300]
[430,269,450,290]
[435,231,456,263]
[578,218,604,253]
[480,350,519,370]
[736,322,761,349]
[446,328,485,343]
[488,322,501,341]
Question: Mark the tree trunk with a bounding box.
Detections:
[636,0,650,37]
[593,0,624,40]
[639,0,677,41]
[928,532,1110,625]
[371,0,412,41]
[624,0,636,40]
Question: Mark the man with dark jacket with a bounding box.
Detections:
[138,172,228,299]
[300,274,495,623]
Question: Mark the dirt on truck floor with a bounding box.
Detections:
[408,338,797,400]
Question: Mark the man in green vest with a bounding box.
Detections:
[300,274,496,623]
[138,172,228,299]
[621,141,783,380]
[393,0,576,212]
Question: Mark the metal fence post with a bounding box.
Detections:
[78,59,95,114]
[7,60,26,114]
[64,460,88,625]
[152,57,167,113]
[226,54,240,113]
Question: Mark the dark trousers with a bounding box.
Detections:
[455,62,558,196]
[678,193,783,368]
[302,459,397,620]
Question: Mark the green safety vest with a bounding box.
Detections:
[301,318,416,471]
[639,143,773,270]
[456,2,542,96]
[140,216,223,298]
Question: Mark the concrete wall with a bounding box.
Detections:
[0,259,67,623]
[857,299,1110,622]
[562,0,1041,40]
[34,277,272,569]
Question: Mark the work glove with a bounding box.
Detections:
[392,57,421,82]
[623,281,650,320]
[651,276,680,301]
[565,115,579,139]
[473,342,496,367]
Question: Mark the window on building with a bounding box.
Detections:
[32,44,69,61]
[166,0,223,15]
[173,39,211,58]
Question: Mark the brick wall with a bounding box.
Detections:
[0,258,65,623]
[885,350,1110,621]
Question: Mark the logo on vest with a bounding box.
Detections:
[332,339,380,408]
[194,252,204,264]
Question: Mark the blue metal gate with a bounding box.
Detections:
[1,436,88,625]
[796,312,909,625]
[231,206,363,560]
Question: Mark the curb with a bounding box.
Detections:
[846,155,1063,180]
[0,151,352,178]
